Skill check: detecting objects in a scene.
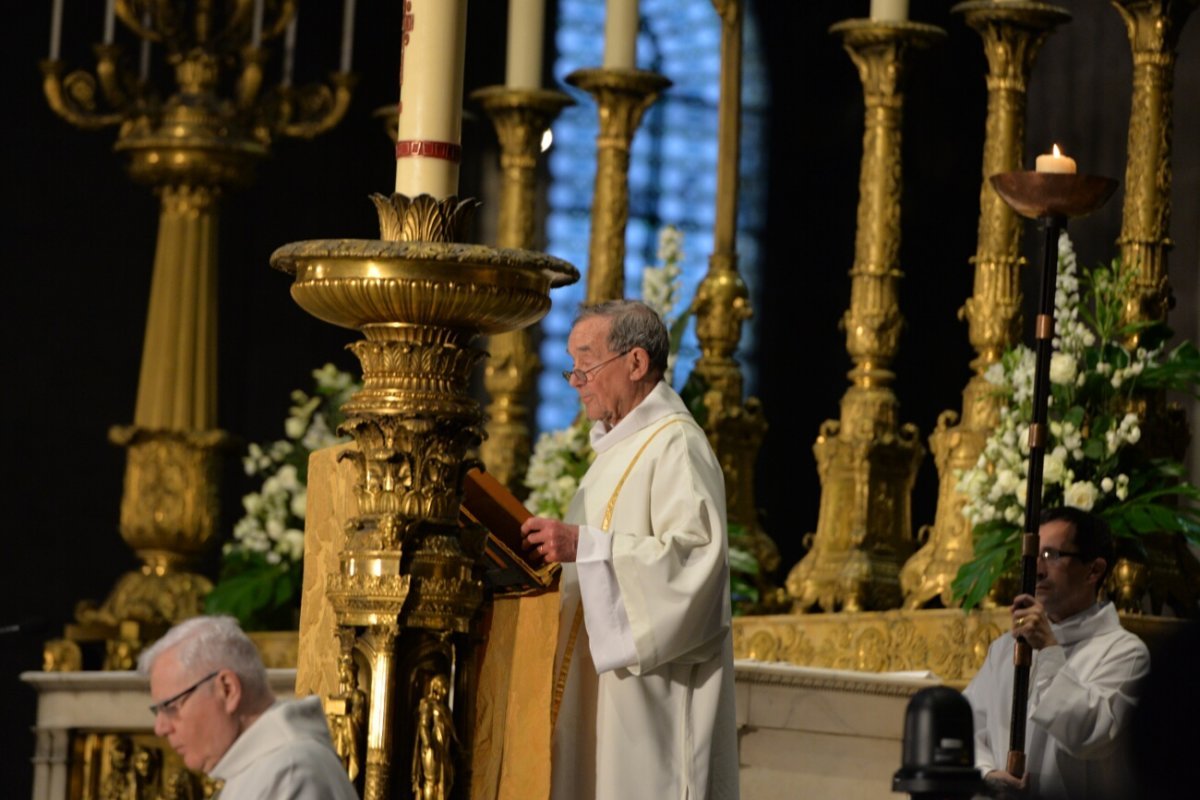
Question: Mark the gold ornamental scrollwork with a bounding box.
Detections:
[787,19,942,614]
[903,1,1070,610]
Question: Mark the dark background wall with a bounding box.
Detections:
[3,0,1196,791]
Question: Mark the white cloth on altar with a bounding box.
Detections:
[552,381,739,800]
[208,696,358,800]
[963,601,1149,800]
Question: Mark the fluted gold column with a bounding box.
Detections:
[690,0,780,607]
[566,68,671,304]
[279,195,577,800]
[785,18,942,613]
[1113,0,1197,334]
[902,1,1070,610]
[473,87,573,491]
[1110,0,1199,614]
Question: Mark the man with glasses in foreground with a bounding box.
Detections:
[139,615,357,799]
[519,300,738,800]
[963,507,1150,799]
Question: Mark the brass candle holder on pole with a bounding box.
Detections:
[786,17,943,613]
[39,0,356,670]
[989,168,1117,778]
[565,68,671,304]
[472,86,574,492]
[903,0,1070,611]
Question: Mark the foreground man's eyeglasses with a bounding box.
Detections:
[149,670,220,717]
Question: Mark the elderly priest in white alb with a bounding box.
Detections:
[521,300,739,800]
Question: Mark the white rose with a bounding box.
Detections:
[1043,451,1066,485]
[1064,481,1099,511]
[1049,352,1077,385]
[1101,477,1114,493]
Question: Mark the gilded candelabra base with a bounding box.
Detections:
[565,68,671,304]
[786,400,924,613]
[473,87,574,492]
[280,192,577,800]
[45,426,227,671]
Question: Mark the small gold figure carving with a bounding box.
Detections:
[412,674,457,800]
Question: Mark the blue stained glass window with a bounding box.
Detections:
[539,0,769,432]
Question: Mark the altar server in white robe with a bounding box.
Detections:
[963,507,1149,800]
[521,299,739,800]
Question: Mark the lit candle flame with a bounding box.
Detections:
[1052,143,1062,157]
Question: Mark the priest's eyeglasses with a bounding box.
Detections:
[149,671,219,718]
[561,351,629,385]
[1038,547,1085,563]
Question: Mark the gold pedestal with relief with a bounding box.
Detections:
[472,87,574,492]
[39,0,354,670]
[1110,0,1200,613]
[902,1,1070,611]
[785,19,942,613]
[566,68,671,303]
[276,195,577,800]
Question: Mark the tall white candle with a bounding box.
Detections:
[104,0,116,44]
[49,0,64,60]
[1035,144,1077,174]
[340,0,356,73]
[251,0,264,47]
[869,0,908,22]
[282,13,298,87]
[603,0,638,70]
[394,0,468,199]
[506,0,545,89]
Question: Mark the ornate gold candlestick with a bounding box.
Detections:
[277,195,577,800]
[565,68,671,303]
[690,0,779,607]
[1110,0,1199,614]
[785,18,943,613]
[1113,0,1197,334]
[902,1,1070,610]
[472,87,573,492]
[40,0,354,670]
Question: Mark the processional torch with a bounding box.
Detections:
[990,153,1116,778]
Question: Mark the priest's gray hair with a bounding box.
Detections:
[137,615,272,706]
[575,299,669,376]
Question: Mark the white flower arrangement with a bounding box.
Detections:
[953,233,1200,609]
[523,417,594,520]
[206,364,359,629]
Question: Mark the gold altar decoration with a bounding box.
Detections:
[566,68,672,304]
[1114,0,1197,334]
[902,1,1070,611]
[786,19,943,613]
[277,194,577,800]
[473,87,574,492]
[690,0,780,607]
[733,608,1182,686]
[1110,0,1200,613]
[40,0,354,668]
[74,731,218,800]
